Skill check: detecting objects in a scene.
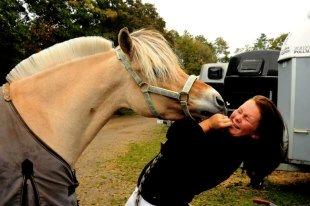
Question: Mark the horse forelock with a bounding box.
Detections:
[130,29,183,84]
[6,36,113,82]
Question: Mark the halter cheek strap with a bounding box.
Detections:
[179,75,198,120]
[115,48,197,120]
[115,48,162,118]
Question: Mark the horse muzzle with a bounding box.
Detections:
[191,89,227,121]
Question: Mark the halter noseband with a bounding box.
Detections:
[116,48,197,120]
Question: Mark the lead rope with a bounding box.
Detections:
[135,152,163,206]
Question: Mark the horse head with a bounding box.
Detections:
[117,28,226,121]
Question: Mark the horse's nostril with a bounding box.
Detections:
[216,96,225,107]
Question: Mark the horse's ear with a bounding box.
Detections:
[118,27,133,57]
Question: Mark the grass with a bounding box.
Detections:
[117,125,167,183]
[116,125,310,206]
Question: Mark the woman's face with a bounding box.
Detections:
[228,99,261,137]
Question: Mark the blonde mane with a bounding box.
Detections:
[6,36,113,82]
[7,29,183,84]
[129,29,183,84]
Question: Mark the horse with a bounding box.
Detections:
[0,28,225,205]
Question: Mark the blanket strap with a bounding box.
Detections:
[21,159,40,206]
[68,169,79,196]
[2,83,11,101]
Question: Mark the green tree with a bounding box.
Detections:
[0,0,167,81]
[125,0,165,32]
[81,0,166,43]
[253,33,269,50]
[0,0,29,83]
[269,33,288,50]
[173,31,217,75]
[214,37,230,63]
[24,0,86,55]
[235,33,288,54]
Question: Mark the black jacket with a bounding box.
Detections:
[138,119,251,206]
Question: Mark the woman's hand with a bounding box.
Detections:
[199,114,232,133]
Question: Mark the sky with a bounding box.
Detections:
[141,0,310,55]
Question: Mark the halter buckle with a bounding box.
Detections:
[179,91,189,102]
[138,82,149,93]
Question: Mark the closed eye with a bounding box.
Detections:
[244,115,255,125]
[238,108,243,114]
[153,68,161,78]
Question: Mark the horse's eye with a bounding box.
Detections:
[153,68,161,78]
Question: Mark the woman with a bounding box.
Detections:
[126,95,285,206]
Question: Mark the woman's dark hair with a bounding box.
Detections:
[243,95,285,187]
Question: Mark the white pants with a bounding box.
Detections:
[125,187,156,206]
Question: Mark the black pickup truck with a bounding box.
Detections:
[199,50,279,113]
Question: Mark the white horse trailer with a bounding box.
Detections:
[199,63,228,98]
[199,63,229,84]
[277,16,310,170]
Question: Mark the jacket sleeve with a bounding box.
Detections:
[166,119,206,142]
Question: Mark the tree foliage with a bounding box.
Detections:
[172,31,217,75]
[268,33,288,50]
[0,0,28,81]
[214,37,230,63]
[21,0,166,53]
[0,0,166,83]
[254,33,269,50]
[235,33,288,54]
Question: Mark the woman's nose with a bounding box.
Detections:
[234,114,242,123]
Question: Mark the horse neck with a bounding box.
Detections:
[10,50,129,166]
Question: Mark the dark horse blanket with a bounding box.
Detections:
[0,90,79,205]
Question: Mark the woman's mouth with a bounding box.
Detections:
[231,122,240,130]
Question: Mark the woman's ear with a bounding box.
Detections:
[118,27,133,57]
